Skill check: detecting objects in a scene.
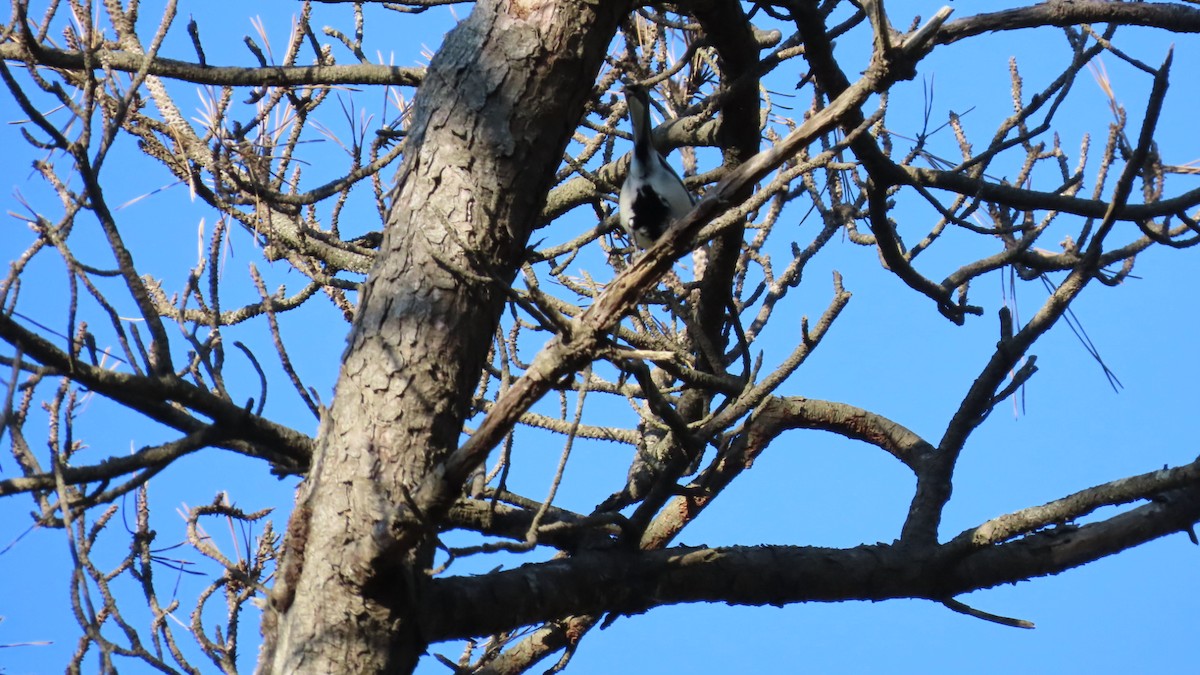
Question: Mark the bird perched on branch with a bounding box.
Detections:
[618,84,694,249]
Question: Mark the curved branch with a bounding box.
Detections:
[792,2,976,322]
[937,0,1200,47]
[745,396,935,470]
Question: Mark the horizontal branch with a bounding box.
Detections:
[444,497,623,550]
[427,542,919,641]
[904,166,1200,224]
[0,427,217,497]
[424,472,1200,641]
[0,43,424,87]
[473,400,638,445]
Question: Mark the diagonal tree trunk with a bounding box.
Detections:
[259,2,625,671]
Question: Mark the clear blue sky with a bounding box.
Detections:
[2,2,1198,673]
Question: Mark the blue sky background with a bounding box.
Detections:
[2,2,1198,673]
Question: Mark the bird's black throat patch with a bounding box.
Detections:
[630,186,671,243]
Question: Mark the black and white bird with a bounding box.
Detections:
[618,84,693,249]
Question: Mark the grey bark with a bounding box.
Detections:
[259,2,625,672]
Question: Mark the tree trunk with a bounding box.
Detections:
[259,2,624,671]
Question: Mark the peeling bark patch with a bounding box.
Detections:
[507,0,537,21]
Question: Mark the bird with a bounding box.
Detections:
[618,84,694,249]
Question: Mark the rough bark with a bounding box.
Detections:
[259,2,625,672]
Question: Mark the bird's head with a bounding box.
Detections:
[623,83,653,133]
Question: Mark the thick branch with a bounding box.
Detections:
[424,475,1200,641]
[742,396,935,471]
